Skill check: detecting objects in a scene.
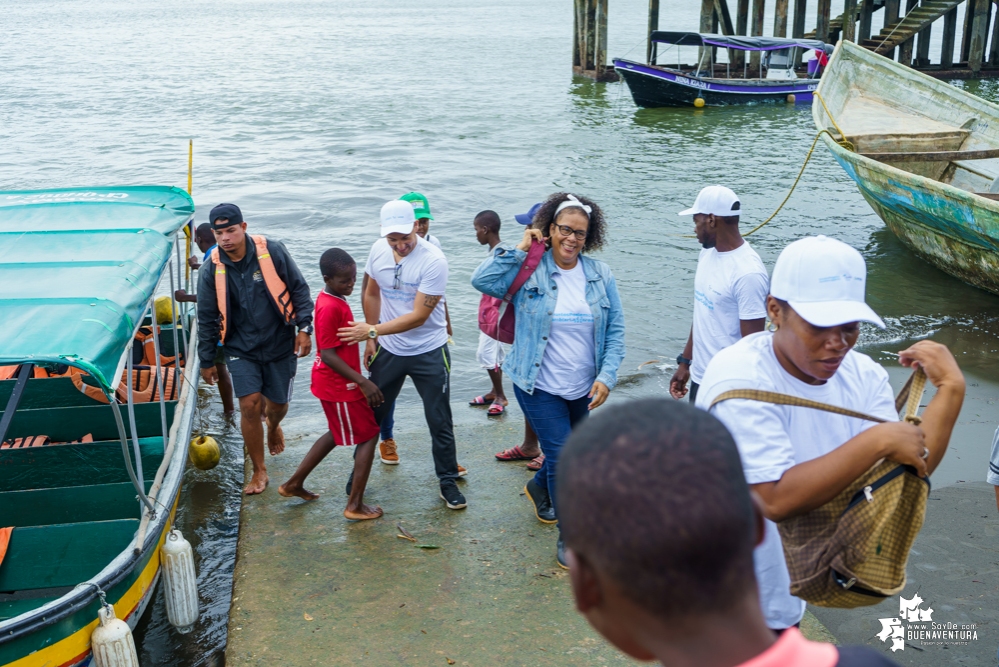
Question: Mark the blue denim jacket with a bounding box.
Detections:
[471,244,626,394]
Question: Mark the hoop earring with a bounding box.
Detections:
[766,321,778,333]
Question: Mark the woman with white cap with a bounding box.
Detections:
[695,235,965,632]
[472,192,626,569]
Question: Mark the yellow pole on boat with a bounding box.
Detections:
[185,140,193,286]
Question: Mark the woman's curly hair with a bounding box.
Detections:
[530,192,606,253]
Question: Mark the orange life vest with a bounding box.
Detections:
[71,366,182,404]
[211,235,296,344]
[135,326,178,368]
[0,364,88,381]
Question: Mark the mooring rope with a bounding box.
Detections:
[742,93,855,237]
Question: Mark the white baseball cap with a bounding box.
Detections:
[770,235,885,328]
[678,185,742,217]
[380,199,416,237]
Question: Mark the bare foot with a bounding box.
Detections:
[244,471,269,495]
[267,424,285,455]
[278,482,319,501]
[344,503,383,521]
[495,397,509,407]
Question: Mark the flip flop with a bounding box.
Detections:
[487,403,505,416]
[526,454,546,471]
[495,445,535,461]
[469,395,491,406]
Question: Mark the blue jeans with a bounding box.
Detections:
[513,385,590,522]
[380,400,395,440]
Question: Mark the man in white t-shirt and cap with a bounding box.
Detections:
[695,235,964,631]
[670,185,768,404]
[338,200,466,510]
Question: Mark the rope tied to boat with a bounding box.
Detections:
[742,93,855,238]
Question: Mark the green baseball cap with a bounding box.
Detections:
[400,192,434,221]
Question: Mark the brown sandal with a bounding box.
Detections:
[495,445,534,461]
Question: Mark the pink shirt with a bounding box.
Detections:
[736,628,837,667]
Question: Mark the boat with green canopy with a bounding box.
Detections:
[0,186,201,666]
[815,41,999,296]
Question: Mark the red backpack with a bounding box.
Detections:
[477,240,546,344]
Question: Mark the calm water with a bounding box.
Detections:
[4,0,999,663]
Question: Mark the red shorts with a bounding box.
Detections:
[321,398,380,446]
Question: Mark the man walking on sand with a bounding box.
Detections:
[670,186,768,404]
[198,203,315,495]
[338,200,466,510]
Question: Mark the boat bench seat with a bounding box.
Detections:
[0,481,152,528]
[0,437,163,493]
[0,519,139,593]
[0,401,175,443]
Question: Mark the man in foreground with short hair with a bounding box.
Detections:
[557,398,899,667]
[670,186,767,404]
[197,203,315,495]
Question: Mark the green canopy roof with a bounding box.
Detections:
[0,186,195,392]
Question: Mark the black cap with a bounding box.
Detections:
[210,203,243,229]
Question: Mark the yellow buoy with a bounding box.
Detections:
[693,97,705,108]
[189,435,220,470]
[787,94,796,104]
[155,296,175,325]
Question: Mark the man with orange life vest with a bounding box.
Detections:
[197,203,315,495]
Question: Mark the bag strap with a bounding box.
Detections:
[709,367,927,425]
[502,240,546,304]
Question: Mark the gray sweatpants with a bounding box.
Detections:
[369,343,459,483]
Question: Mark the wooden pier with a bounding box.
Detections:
[574,0,999,80]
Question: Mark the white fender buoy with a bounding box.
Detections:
[161,529,199,633]
[91,604,140,667]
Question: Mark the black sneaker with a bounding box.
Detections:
[524,479,557,524]
[345,470,354,497]
[439,482,467,510]
[556,536,568,570]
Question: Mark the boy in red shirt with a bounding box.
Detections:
[279,248,384,520]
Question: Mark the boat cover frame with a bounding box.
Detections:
[0,186,195,393]
[651,31,831,53]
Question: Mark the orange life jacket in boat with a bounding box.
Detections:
[134,326,178,368]
[70,366,182,404]
[211,235,296,344]
[0,364,88,381]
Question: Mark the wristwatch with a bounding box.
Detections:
[676,354,692,367]
[300,324,314,335]
[367,326,379,339]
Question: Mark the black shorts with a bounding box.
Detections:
[226,353,297,404]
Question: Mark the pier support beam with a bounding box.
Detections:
[859,0,874,41]
[647,0,660,63]
[815,0,832,43]
[989,7,999,65]
[792,0,807,37]
[915,0,933,67]
[961,0,976,64]
[751,0,766,70]
[735,0,750,67]
[573,0,618,81]
[898,0,919,64]
[969,0,990,72]
[941,5,958,67]
[843,0,858,41]
[883,0,900,59]
[774,0,789,37]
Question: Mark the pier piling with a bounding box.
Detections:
[605,0,999,78]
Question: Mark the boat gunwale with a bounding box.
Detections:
[0,324,200,646]
[613,58,820,93]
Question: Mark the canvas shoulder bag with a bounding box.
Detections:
[477,240,546,344]
[709,368,930,609]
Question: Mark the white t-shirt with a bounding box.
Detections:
[426,234,442,250]
[535,262,595,400]
[695,332,898,629]
[690,242,769,384]
[364,236,449,357]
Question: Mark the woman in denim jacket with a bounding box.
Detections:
[471,192,626,568]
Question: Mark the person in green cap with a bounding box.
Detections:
[401,192,441,249]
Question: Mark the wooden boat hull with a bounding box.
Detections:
[825,135,999,295]
[814,41,999,296]
[613,58,818,107]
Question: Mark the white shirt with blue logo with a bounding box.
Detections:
[535,262,595,400]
